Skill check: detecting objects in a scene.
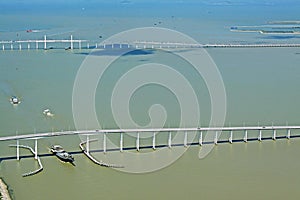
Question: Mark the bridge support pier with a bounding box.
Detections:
[28,43,30,49]
[16,140,20,161]
[36,41,38,49]
[120,133,123,152]
[229,130,233,144]
[2,44,4,51]
[44,35,47,50]
[10,43,13,50]
[168,132,172,148]
[34,139,38,160]
[184,131,188,147]
[19,44,21,50]
[103,133,106,153]
[272,130,276,140]
[244,130,248,143]
[287,129,291,139]
[199,131,203,146]
[214,131,218,145]
[136,132,140,151]
[70,35,73,50]
[258,130,262,142]
[152,132,156,150]
[86,135,90,154]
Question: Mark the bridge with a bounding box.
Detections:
[133,41,300,48]
[0,35,86,50]
[1,125,299,176]
[1,35,300,51]
[0,125,299,142]
[1,125,299,156]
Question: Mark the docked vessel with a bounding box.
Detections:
[50,145,75,165]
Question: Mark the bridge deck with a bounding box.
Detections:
[0,126,299,141]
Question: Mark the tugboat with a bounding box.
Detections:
[50,145,75,165]
[10,96,20,105]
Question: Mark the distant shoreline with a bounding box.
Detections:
[0,178,12,200]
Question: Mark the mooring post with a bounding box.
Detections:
[258,130,262,142]
[103,133,106,153]
[136,132,140,151]
[244,130,248,143]
[86,135,90,154]
[152,132,156,150]
[184,131,188,147]
[120,133,123,152]
[214,131,218,145]
[199,131,203,146]
[229,130,233,144]
[168,132,172,148]
[272,129,276,140]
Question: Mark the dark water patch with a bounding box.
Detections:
[260,35,300,40]
[139,59,150,62]
[75,49,155,57]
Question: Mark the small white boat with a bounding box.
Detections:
[43,109,54,117]
[10,96,20,105]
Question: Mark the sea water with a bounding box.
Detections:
[1,1,300,199]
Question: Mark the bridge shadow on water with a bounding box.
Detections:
[75,47,155,56]
[1,135,300,163]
